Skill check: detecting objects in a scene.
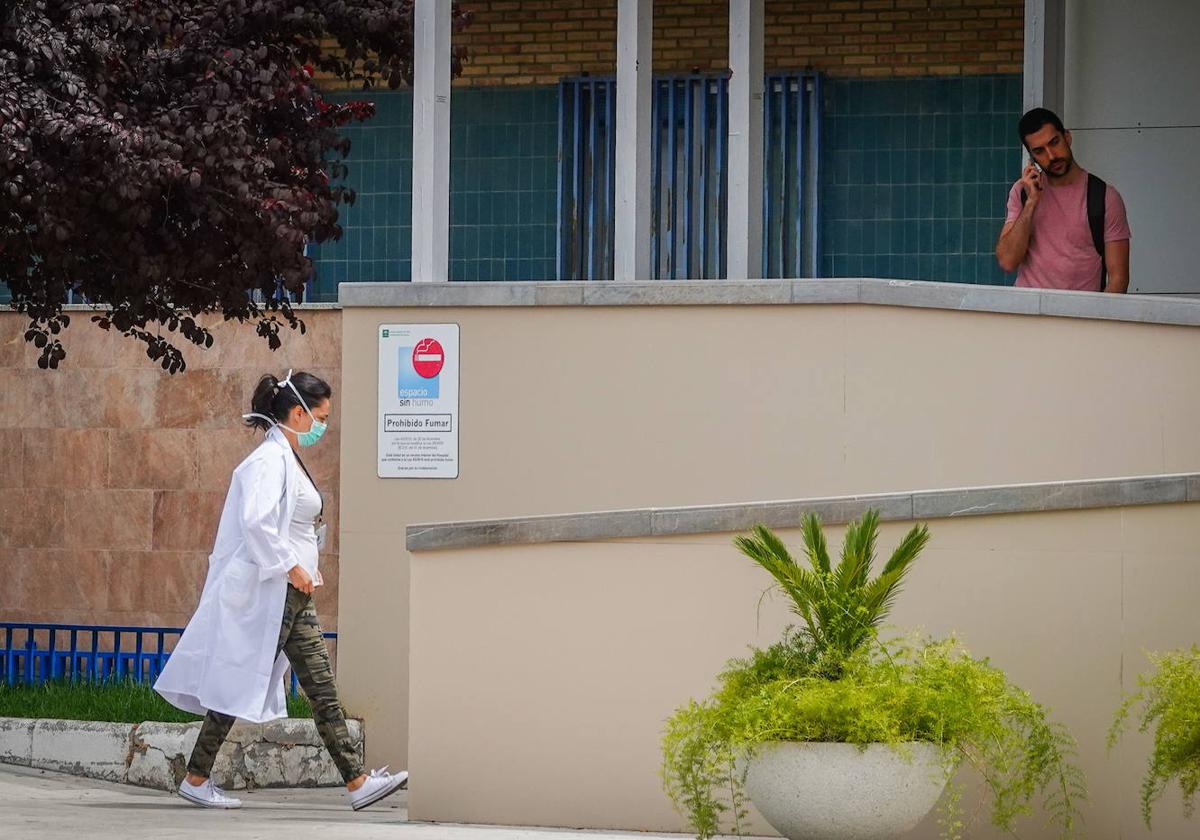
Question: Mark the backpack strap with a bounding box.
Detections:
[1086,173,1107,291]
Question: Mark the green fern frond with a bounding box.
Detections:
[859,567,908,629]
[734,528,800,600]
[882,522,931,578]
[735,527,822,645]
[1108,646,1200,828]
[800,512,832,574]
[833,517,871,599]
[841,508,881,590]
[883,525,926,578]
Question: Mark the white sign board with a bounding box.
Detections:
[377,323,459,478]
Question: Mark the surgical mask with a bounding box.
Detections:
[243,369,328,447]
[288,415,327,448]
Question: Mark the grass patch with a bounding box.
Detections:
[0,680,312,724]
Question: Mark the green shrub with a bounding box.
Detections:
[661,511,1086,840]
[1109,646,1200,827]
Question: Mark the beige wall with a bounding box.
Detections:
[406,504,1200,839]
[0,309,344,633]
[336,302,1200,772]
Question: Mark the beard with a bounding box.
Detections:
[1045,155,1074,179]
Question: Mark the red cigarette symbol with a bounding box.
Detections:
[412,339,445,379]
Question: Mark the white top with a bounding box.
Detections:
[290,461,324,587]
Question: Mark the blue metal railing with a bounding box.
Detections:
[1,623,337,698]
[558,71,822,281]
[763,72,822,281]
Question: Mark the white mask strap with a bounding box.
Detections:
[242,413,307,437]
[277,368,317,423]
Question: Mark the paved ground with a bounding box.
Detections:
[0,764,692,840]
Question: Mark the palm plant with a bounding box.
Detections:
[734,509,930,666]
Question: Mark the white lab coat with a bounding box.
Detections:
[155,427,302,723]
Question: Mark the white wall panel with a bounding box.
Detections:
[1064,1,1200,293]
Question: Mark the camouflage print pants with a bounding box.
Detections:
[186,584,363,783]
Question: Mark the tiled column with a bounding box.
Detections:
[412,0,451,282]
[614,0,653,282]
[727,0,764,280]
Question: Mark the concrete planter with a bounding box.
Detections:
[743,741,950,840]
[0,716,362,792]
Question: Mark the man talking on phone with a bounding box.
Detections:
[996,108,1131,293]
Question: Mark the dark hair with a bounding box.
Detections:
[1018,107,1066,146]
[246,371,332,432]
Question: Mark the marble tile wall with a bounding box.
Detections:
[0,309,343,633]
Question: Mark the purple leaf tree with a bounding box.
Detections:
[0,0,470,371]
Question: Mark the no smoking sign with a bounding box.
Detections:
[379,323,459,479]
[412,338,445,379]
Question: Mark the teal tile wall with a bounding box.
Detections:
[307,90,413,299]
[821,74,1022,284]
[307,86,558,299]
[450,88,558,283]
[2,76,1021,305]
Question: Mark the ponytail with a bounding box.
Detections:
[246,374,281,431]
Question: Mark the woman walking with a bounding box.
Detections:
[155,370,407,811]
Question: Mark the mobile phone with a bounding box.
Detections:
[1025,155,1044,189]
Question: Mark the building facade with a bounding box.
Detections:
[307,0,1025,295]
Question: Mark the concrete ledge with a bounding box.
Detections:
[407,472,1200,551]
[338,278,1200,328]
[0,718,35,766]
[47,302,341,312]
[31,719,132,783]
[0,717,362,791]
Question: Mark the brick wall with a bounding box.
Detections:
[0,310,343,632]
[320,0,1023,89]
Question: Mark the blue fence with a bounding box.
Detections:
[1,622,336,698]
[557,71,821,281]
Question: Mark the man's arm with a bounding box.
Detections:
[1103,239,1130,293]
[995,214,1033,273]
[996,166,1042,272]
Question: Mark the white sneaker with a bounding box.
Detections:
[348,765,409,811]
[178,777,242,809]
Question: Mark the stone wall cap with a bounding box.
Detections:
[339,278,1200,328]
[407,472,1200,551]
[41,302,342,313]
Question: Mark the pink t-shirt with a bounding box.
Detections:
[1004,170,1131,291]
